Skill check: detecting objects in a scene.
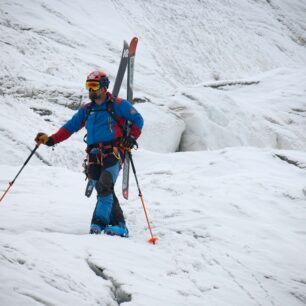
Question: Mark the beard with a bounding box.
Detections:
[89,91,102,102]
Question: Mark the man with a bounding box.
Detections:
[35,70,144,236]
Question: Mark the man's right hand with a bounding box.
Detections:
[35,133,55,146]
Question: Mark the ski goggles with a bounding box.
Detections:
[86,81,101,91]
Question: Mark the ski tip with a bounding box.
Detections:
[129,37,138,56]
[148,236,158,245]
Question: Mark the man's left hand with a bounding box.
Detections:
[121,136,138,150]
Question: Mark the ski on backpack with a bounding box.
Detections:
[112,40,129,98]
[127,37,138,102]
[122,37,138,200]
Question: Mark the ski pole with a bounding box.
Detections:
[0,144,39,203]
[128,151,158,244]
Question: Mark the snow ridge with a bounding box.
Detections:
[1,1,306,305]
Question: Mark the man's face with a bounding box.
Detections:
[86,80,108,103]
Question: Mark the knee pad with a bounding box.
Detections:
[110,193,125,225]
[96,170,113,196]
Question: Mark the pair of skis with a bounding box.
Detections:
[84,37,137,199]
[112,37,138,200]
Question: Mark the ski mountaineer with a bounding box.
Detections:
[35,70,144,236]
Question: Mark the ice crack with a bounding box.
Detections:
[275,154,306,169]
[86,258,132,305]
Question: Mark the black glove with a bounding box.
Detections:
[121,136,138,150]
[45,137,55,147]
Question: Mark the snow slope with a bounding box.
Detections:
[1,0,306,305]
[1,0,306,95]
[1,0,306,158]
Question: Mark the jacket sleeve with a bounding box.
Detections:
[51,106,86,144]
[117,100,144,138]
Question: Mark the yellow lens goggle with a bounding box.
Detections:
[86,81,100,91]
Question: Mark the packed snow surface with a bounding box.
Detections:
[1,148,306,306]
[1,0,306,305]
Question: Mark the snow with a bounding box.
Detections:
[1,0,306,305]
[136,102,185,153]
[169,68,306,151]
[1,148,306,305]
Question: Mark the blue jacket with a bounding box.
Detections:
[51,93,144,145]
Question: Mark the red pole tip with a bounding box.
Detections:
[148,236,158,244]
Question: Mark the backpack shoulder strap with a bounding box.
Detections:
[82,102,94,143]
[83,102,93,123]
[106,99,125,132]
